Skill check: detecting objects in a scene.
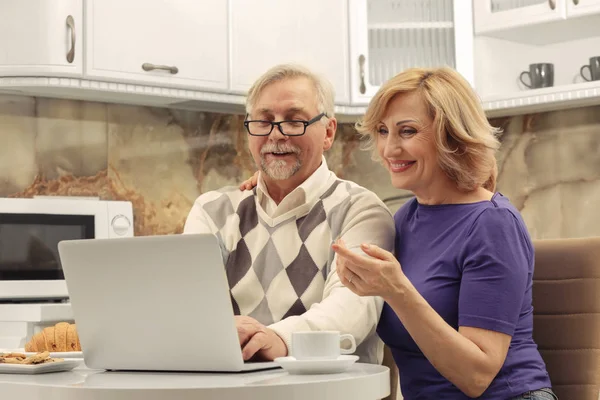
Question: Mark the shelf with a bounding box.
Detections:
[476,12,600,45]
[368,22,453,30]
[0,76,364,115]
[481,80,600,117]
[4,77,600,119]
[0,76,247,113]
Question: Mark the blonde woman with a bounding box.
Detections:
[330,68,555,399]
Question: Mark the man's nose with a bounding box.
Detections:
[269,124,288,141]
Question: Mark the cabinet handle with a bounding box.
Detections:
[548,0,556,9]
[573,0,579,4]
[142,63,179,74]
[358,54,366,95]
[66,15,75,63]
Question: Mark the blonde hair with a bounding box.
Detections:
[245,63,335,119]
[356,67,501,192]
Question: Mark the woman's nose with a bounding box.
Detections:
[383,137,401,158]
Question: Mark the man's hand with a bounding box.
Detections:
[235,316,288,361]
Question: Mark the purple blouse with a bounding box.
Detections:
[377,193,551,399]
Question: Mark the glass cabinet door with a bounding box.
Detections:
[349,0,465,105]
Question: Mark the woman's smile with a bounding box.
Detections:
[387,159,416,173]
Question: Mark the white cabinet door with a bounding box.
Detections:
[473,0,567,34]
[84,0,228,91]
[0,0,83,77]
[230,0,350,105]
[567,0,600,17]
[348,0,379,103]
[348,0,473,105]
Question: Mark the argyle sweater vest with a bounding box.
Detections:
[198,176,371,326]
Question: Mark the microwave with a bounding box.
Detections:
[0,196,134,301]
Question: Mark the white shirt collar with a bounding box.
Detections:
[256,156,330,218]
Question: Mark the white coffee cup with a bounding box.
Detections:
[291,331,357,360]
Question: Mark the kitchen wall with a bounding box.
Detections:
[492,107,600,239]
[1,94,599,239]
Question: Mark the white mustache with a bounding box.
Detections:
[260,144,300,155]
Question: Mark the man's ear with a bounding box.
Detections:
[323,117,337,151]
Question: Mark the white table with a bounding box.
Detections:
[0,363,390,400]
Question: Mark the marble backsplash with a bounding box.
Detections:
[1,94,599,239]
[493,108,600,239]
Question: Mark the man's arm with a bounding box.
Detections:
[183,196,217,234]
[183,192,289,362]
[268,191,395,359]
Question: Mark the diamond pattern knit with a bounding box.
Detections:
[200,179,364,325]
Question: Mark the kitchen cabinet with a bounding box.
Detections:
[0,0,83,77]
[3,0,600,118]
[348,0,474,105]
[230,0,351,105]
[567,0,600,17]
[473,0,567,35]
[472,0,600,116]
[84,0,228,91]
[473,0,600,44]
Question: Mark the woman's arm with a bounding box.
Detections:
[385,278,511,398]
[333,207,531,398]
[334,242,511,397]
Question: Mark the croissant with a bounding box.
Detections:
[24,322,81,352]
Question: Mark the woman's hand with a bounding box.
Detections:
[332,239,407,300]
[239,171,260,191]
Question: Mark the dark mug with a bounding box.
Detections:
[519,63,554,89]
[580,57,600,81]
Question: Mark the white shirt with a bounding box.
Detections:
[256,156,330,218]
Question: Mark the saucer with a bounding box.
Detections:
[273,355,359,375]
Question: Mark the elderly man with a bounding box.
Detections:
[183,64,394,364]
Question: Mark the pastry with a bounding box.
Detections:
[23,351,50,364]
[53,322,69,351]
[66,323,80,351]
[0,351,62,365]
[24,322,81,352]
[42,327,58,351]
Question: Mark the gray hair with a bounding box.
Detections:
[245,63,335,119]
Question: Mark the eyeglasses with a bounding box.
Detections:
[244,112,327,136]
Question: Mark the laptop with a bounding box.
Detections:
[58,233,278,372]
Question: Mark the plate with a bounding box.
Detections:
[274,355,359,375]
[0,359,81,375]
